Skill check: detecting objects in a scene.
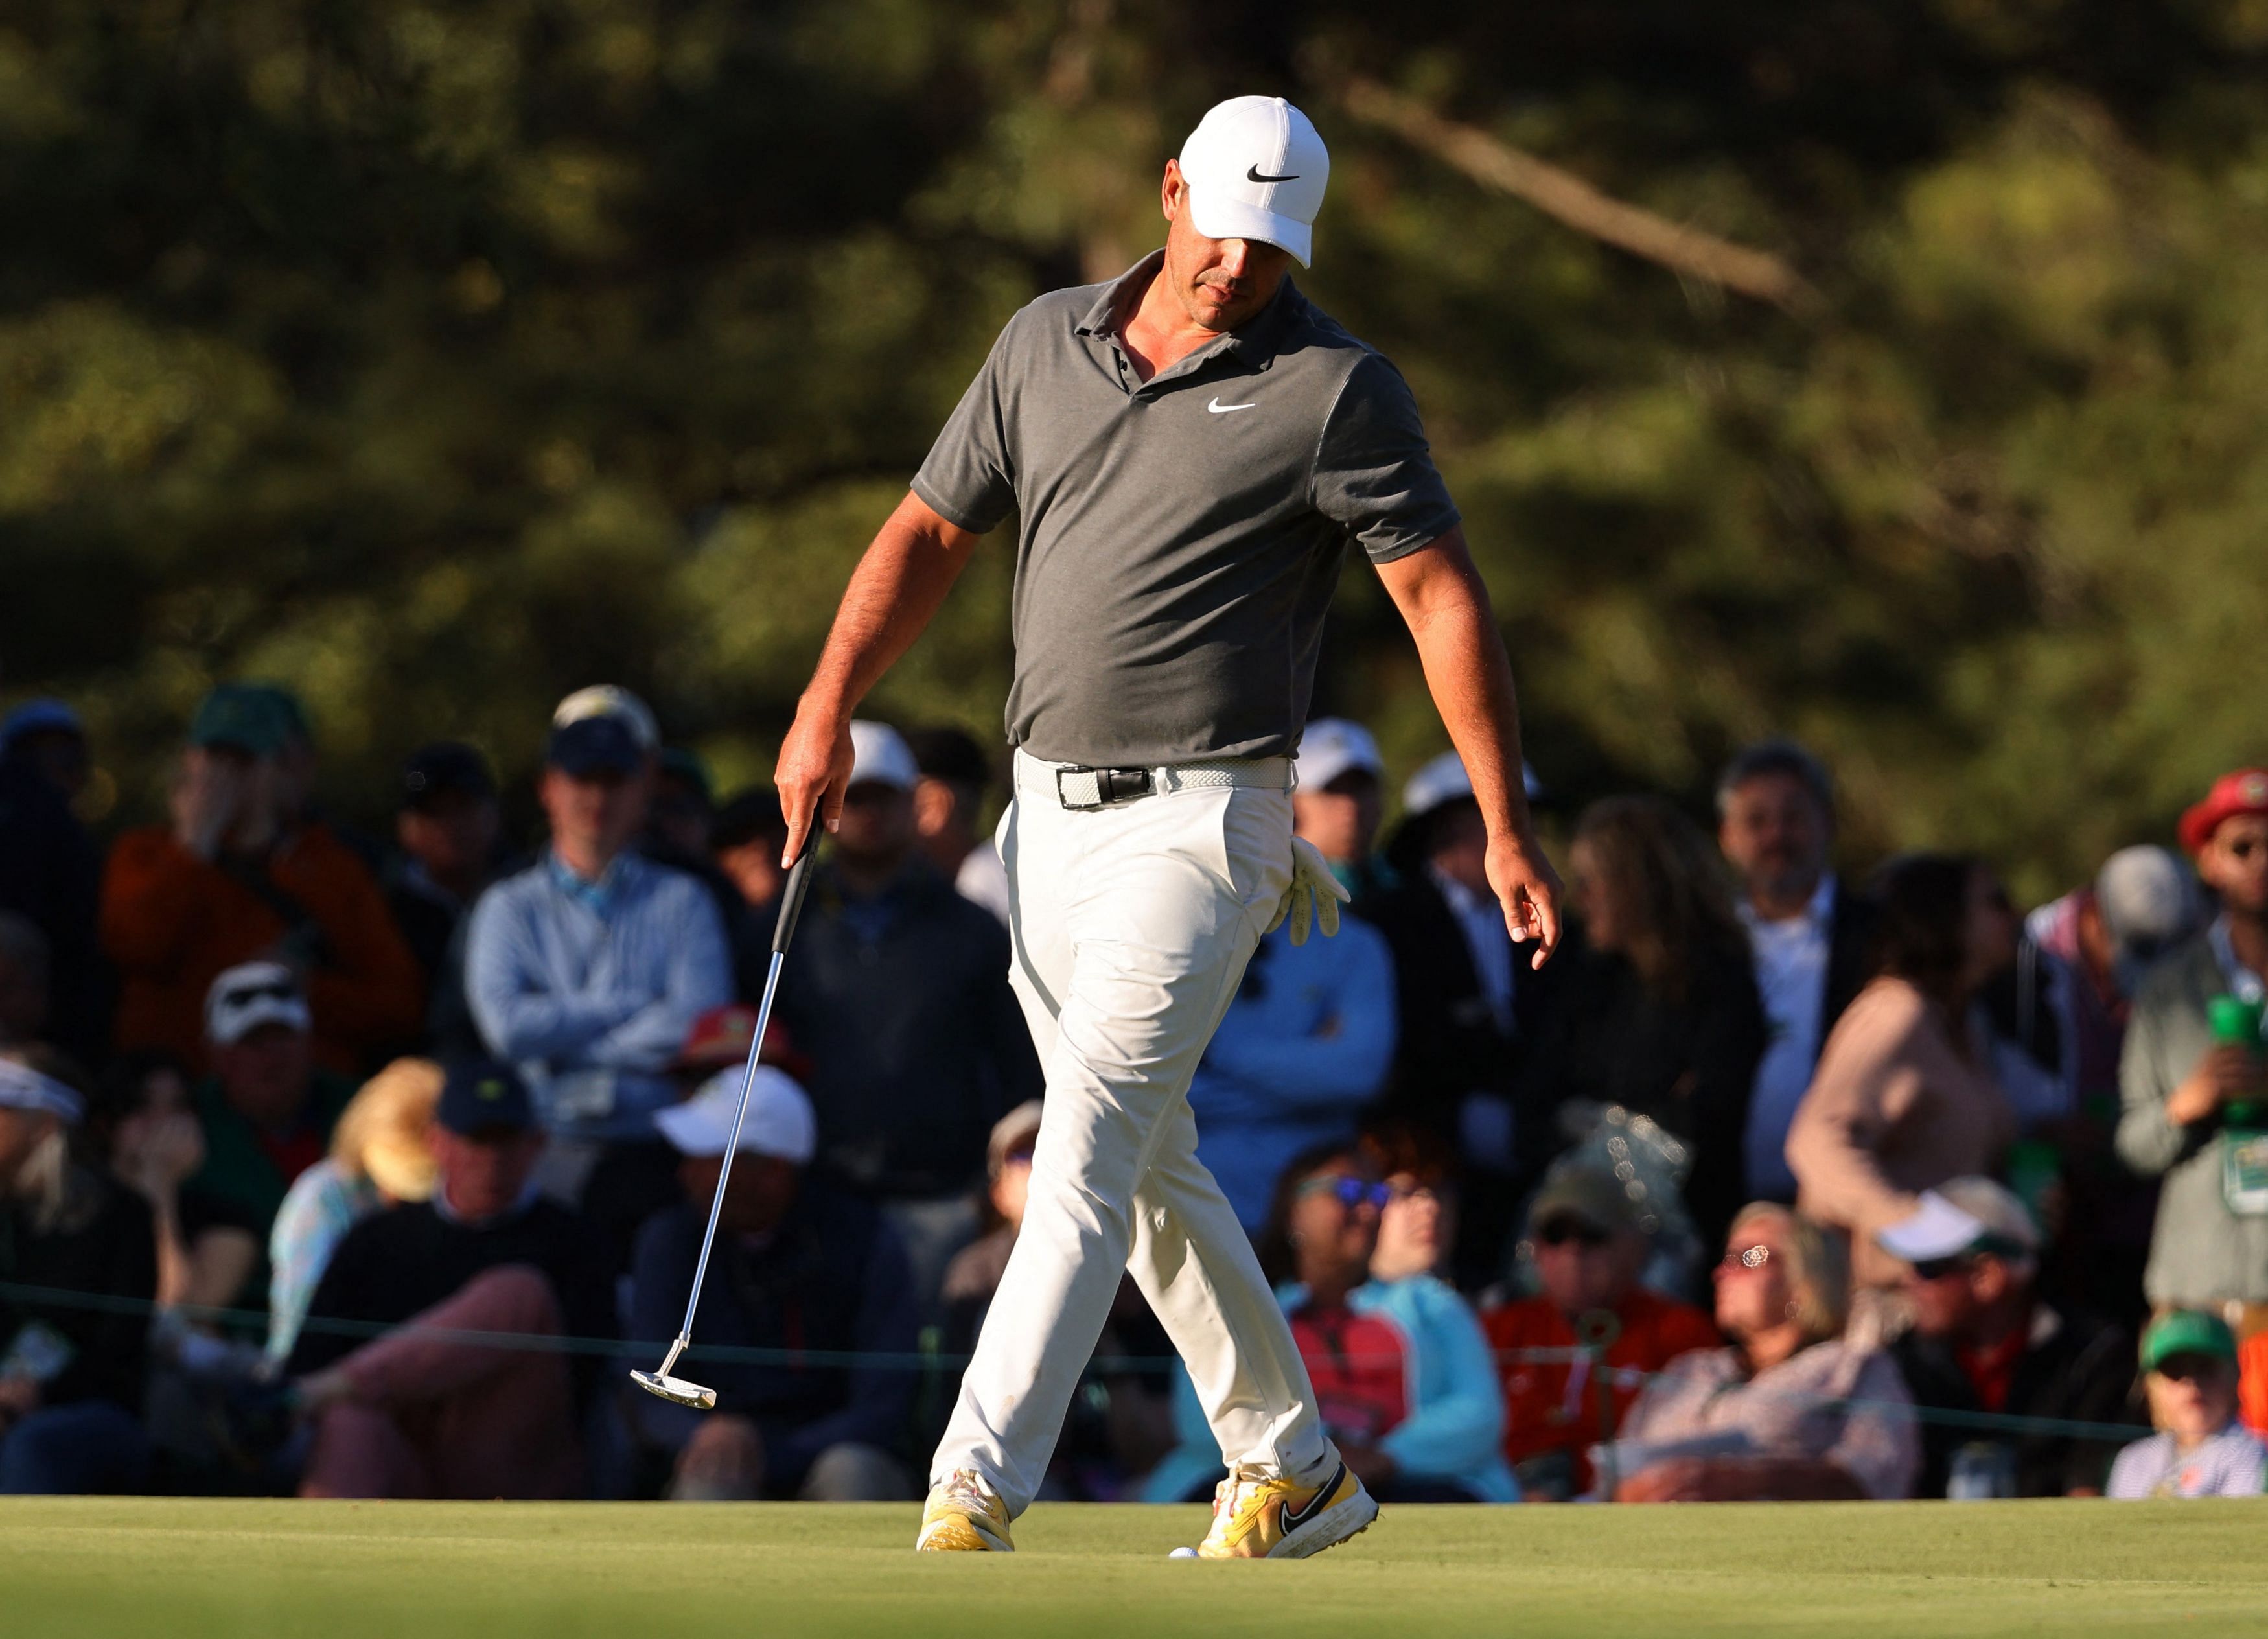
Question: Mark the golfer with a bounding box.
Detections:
[774,95,1562,1559]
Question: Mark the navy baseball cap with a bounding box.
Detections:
[435,1060,535,1137]
[547,715,644,778]
[402,741,496,810]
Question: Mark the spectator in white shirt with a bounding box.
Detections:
[1716,741,1877,1201]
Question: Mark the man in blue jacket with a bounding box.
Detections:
[627,1065,918,1501]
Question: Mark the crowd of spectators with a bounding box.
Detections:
[2,682,2266,1504]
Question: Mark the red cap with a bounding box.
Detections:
[2179,768,2268,855]
[673,1003,811,1082]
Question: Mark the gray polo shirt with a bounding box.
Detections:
[912,251,1460,766]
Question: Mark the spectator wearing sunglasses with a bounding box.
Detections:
[2106,1310,2265,1498]
[1785,854,2019,1290]
[1481,1167,1718,1499]
[1880,1180,2136,1497]
[2118,769,2268,1319]
[1615,1203,1918,1501]
[1143,1143,1516,1504]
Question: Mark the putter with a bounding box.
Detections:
[631,843,817,1410]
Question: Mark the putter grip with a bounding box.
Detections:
[771,845,816,955]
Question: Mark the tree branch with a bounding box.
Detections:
[1334,75,1823,318]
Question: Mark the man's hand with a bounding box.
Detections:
[774,703,855,867]
[170,749,245,861]
[2168,1043,2265,1126]
[1487,831,1564,969]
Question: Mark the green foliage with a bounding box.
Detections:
[3,1,2266,896]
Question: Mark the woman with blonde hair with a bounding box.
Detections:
[1611,1202,1919,1501]
[265,1057,442,1362]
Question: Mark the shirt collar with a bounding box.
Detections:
[1075,250,1301,371]
[1739,873,1837,934]
[548,847,633,916]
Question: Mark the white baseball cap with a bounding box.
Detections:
[1402,750,1544,818]
[1875,1181,2039,1264]
[848,720,920,793]
[553,684,660,752]
[205,960,312,1045]
[2095,845,2197,953]
[655,1065,816,1164]
[1295,718,1383,791]
[1178,96,1330,268]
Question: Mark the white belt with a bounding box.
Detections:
[1024,754,1294,811]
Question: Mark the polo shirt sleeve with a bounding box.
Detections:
[911,319,1019,534]
[1312,351,1461,564]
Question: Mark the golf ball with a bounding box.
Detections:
[1168,1546,1199,1559]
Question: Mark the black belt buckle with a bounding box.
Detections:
[1058,765,1153,808]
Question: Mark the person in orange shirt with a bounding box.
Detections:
[1481,1167,1718,1498]
[102,685,423,1078]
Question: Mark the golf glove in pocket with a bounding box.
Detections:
[1269,837,1352,946]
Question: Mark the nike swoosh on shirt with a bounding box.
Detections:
[1207,397,1258,414]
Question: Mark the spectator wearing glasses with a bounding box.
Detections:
[1145,1143,1516,1504]
[2106,1310,2266,1498]
[1481,1167,1718,1500]
[1785,854,2019,1290]
[2118,769,2268,1320]
[186,963,358,1244]
[1614,1203,1918,1502]
[1879,1180,2136,1498]
[464,687,734,1191]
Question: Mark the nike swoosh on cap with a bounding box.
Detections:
[1247,165,1300,183]
[1207,397,1257,413]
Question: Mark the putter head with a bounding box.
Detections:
[631,1369,717,1410]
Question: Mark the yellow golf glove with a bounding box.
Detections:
[1269,837,1352,946]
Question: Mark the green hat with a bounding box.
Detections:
[2139,1309,2238,1374]
[189,684,293,757]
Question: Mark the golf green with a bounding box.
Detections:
[6,1497,2262,1636]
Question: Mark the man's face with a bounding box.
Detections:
[1901,1258,1984,1339]
[2200,813,2268,918]
[1532,1215,1641,1316]
[432,1126,541,1220]
[397,790,500,882]
[1291,769,1382,867]
[540,764,651,864]
[211,1023,313,1129]
[833,781,916,868]
[678,1151,798,1235]
[1719,772,1830,909]
[1159,160,1294,335]
[2151,1353,2239,1444]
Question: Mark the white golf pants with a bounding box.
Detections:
[931,752,1334,1513]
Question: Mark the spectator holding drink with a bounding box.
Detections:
[2117,769,2268,1319]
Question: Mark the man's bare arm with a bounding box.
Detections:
[774,491,984,860]
[1374,526,1564,966]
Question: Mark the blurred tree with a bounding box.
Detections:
[2,0,2265,898]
